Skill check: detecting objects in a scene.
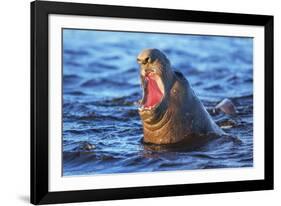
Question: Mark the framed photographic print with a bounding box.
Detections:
[31,0,274,204]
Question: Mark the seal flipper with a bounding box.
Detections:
[214,98,237,115]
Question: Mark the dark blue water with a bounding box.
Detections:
[63,29,253,176]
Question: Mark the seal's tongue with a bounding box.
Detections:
[144,75,163,107]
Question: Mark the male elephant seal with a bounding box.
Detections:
[137,48,223,145]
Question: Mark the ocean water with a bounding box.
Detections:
[62,29,253,176]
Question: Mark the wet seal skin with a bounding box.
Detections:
[137,48,224,145]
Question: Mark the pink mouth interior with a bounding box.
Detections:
[144,75,163,107]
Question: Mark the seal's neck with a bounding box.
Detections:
[162,67,176,93]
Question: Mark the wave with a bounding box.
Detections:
[64,49,90,56]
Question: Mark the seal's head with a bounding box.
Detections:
[137,49,180,145]
[137,48,197,144]
[137,49,174,117]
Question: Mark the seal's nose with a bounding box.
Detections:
[137,56,151,65]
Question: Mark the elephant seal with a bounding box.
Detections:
[137,48,223,145]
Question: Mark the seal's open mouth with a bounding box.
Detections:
[139,72,164,111]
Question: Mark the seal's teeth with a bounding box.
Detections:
[138,105,145,111]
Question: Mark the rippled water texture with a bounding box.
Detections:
[63,29,253,176]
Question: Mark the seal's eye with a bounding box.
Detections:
[144,57,150,64]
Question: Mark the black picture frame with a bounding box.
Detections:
[31,0,274,204]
